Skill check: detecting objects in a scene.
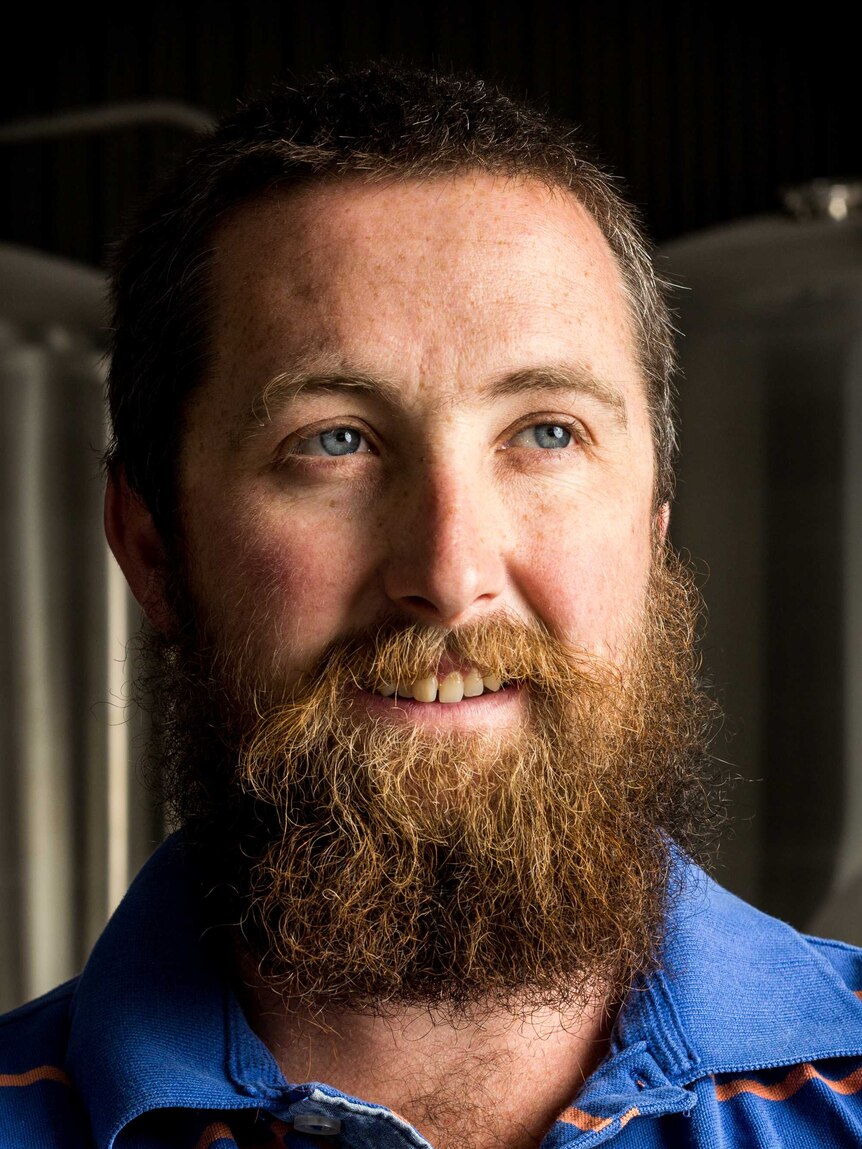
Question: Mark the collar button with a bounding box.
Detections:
[293,1113,342,1136]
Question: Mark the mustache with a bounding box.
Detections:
[288,609,620,703]
[234,609,636,809]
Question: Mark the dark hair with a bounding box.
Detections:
[106,62,677,533]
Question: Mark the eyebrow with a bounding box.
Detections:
[234,360,628,447]
[483,366,628,425]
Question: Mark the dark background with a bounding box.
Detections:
[1,1,858,268]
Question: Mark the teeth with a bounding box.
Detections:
[438,671,464,704]
[411,675,438,703]
[374,668,506,702]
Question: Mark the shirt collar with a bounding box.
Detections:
[616,858,862,1081]
[67,835,862,1148]
[67,834,290,1149]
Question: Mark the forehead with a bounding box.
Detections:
[204,173,644,419]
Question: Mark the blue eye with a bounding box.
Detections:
[514,423,574,449]
[297,427,369,456]
[320,428,363,455]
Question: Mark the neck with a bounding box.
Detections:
[237,966,615,1149]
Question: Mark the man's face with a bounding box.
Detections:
[177,174,660,709]
[118,173,716,1012]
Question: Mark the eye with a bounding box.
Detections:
[509,422,578,450]
[291,426,372,457]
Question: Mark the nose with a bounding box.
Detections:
[380,460,507,626]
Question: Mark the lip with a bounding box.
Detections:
[348,683,525,730]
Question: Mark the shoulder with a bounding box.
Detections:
[661,868,862,1146]
[804,930,862,992]
[0,982,91,1148]
[698,931,862,1144]
[690,1052,862,1147]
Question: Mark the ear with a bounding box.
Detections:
[104,466,174,633]
[657,500,671,543]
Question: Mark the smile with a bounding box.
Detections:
[372,668,506,704]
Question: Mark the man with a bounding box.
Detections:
[2,63,861,1149]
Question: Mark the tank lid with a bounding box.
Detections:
[781,178,862,222]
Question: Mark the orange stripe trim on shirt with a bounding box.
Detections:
[559,1104,639,1131]
[716,1062,862,1103]
[854,990,862,1001]
[0,1065,71,1088]
[193,1120,236,1149]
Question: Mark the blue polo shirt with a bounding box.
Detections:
[3,833,862,1148]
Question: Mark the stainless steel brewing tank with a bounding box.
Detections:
[661,191,862,931]
[0,243,155,1010]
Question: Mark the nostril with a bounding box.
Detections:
[402,595,435,610]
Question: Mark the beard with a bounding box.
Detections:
[141,541,721,1018]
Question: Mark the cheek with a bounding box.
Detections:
[514,509,654,658]
[190,497,377,668]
